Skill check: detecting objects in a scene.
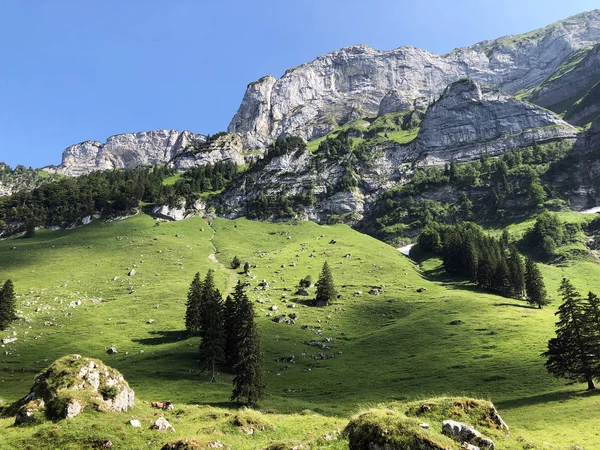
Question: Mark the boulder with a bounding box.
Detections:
[12,354,135,424]
[154,416,175,432]
[442,420,481,442]
[65,399,82,418]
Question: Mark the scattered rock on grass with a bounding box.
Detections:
[153,416,175,432]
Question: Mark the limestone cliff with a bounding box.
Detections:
[52,130,204,176]
[229,10,600,148]
[526,44,600,125]
[221,80,578,223]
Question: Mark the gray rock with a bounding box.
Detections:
[2,337,17,344]
[229,11,600,147]
[153,416,175,432]
[442,420,482,442]
[129,419,141,427]
[414,79,578,165]
[65,399,81,418]
[378,89,415,115]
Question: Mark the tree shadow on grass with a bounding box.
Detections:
[132,330,187,346]
[493,302,538,309]
[496,388,600,410]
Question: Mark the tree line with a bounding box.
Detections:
[0,162,238,237]
[419,222,548,306]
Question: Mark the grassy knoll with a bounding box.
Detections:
[1,213,600,448]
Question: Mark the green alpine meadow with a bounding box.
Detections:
[4,5,600,450]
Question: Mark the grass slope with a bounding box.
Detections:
[0,213,600,448]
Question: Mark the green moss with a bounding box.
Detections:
[345,408,454,450]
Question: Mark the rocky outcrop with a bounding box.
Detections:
[526,44,600,125]
[170,133,248,169]
[413,79,579,164]
[53,129,204,176]
[229,10,600,147]
[12,354,134,425]
[50,130,253,177]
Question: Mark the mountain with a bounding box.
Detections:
[45,130,248,177]
[220,79,577,223]
[228,10,600,148]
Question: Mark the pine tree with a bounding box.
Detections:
[315,262,337,307]
[507,246,525,298]
[542,278,599,390]
[223,293,239,366]
[0,279,16,330]
[524,258,548,308]
[185,273,203,336]
[198,285,225,382]
[230,281,266,406]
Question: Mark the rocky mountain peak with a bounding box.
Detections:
[228,10,600,150]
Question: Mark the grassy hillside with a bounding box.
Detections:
[1,213,600,448]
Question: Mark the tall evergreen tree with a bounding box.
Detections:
[185,272,203,336]
[223,294,238,365]
[315,261,337,307]
[507,246,525,298]
[542,278,599,390]
[0,279,16,330]
[198,282,225,382]
[524,258,548,308]
[230,281,266,406]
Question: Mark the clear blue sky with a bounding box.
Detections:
[0,0,598,168]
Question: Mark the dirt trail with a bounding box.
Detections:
[206,221,238,292]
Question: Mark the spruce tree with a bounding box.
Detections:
[524,258,548,308]
[0,279,16,330]
[507,246,525,298]
[223,294,238,365]
[542,278,599,390]
[315,261,337,307]
[185,273,203,336]
[198,285,225,382]
[230,281,266,406]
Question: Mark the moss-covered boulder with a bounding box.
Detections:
[11,354,134,425]
[345,408,455,450]
[346,397,511,450]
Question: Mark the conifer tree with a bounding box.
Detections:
[223,293,239,365]
[0,279,16,330]
[185,272,203,336]
[315,261,337,307]
[524,258,548,308]
[198,284,225,382]
[542,278,599,390]
[230,281,266,406]
[507,246,525,298]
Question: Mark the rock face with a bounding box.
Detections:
[170,133,247,169]
[229,10,600,147]
[221,80,578,223]
[55,129,204,176]
[52,130,252,177]
[526,44,600,125]
[414,79,578,164]
[13,354,134,424]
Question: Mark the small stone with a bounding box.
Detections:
[130,419,141,428]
